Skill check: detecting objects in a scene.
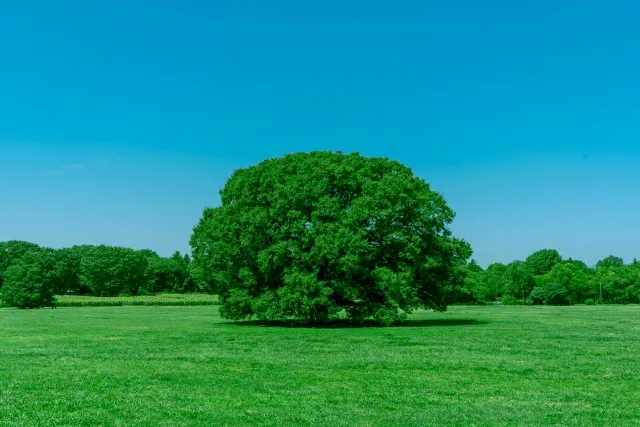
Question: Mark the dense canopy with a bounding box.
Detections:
[190,151,472,324]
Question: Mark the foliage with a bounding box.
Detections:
[145,252,191,294]
[500,295,520,305]
[542,282,571,305]
[77,245,150,296]
[466,259,483,273]
[529,283,571,306]
[583,298,596,305]
[563,258,589,271]
[46,248,82,294]
[504,261,535,298]
[462,263,507,303]
[0,251,56,308]
[457,250,640,306]
[0,240,41,289]
[596,255,624,269]
[191,152,471,324]
[525,249,562,276]
[529,286,546,305]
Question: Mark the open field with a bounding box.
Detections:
[1,305,639,426]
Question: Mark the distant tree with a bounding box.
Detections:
[0,241,41,288]
[47,248,81,294]
[485,263,508,298]
[180,254,197,292]
[529,282,571,306]
[568,270,596,303]
[78,246,149,296]
[169,251,191,291]
[444,259,477,304]
[542,282,572,305]
[596,264,640,303]
[461,262,507,303]
[461,270,487,303]
[537,264,573,289]
[190,151,472,324]
[467,259,483,273]
[529,286,546,305]
[146,256,175,294]
[525,249,562,276]
[0,251,56,308]
[563,258,589,272]
[138,249,159,258]
[504,261,535,300]
[145,253,192,294]
[596,255,624,269]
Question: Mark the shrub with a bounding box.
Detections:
[529,283,572,306]
[544,283,571,305]
[529,287,546,305]
[500,295,520,305]
[583,298,596,305]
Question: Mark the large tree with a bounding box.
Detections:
[190,152,471,324]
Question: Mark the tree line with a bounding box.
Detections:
[3,153,639,315]
[448,249,640,305]
[0,240,196,308]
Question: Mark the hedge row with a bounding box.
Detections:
[52,294,219,307]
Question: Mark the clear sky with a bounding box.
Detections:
[1,1,639,266]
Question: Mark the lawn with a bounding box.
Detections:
[1,305,639,426]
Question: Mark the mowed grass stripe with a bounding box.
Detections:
[1,305,639,426]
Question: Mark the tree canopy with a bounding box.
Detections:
[190,151,472,324]
[525,249,562,276]
[0,251,56,308]
[0,240,42,289]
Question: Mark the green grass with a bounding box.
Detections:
[1,305,639,426]
[53,293,220,307]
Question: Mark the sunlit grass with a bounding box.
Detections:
[1,305,639,426]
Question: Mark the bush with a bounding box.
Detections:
[500,295,520,305]
[529,287,546,305]
[583,298,596,305]
[529,283,572,306]
[0,252,56,309]
[544,283,571,305]
[190,152,472,324]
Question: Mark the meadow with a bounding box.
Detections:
[1,305,639,426]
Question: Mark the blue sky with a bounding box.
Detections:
[1,0,639,266]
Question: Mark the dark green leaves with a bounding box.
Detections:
[0,251,56,308]
[525,249,562,276]
[190,151,472,324]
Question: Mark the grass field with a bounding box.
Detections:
[1,305,639,426]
